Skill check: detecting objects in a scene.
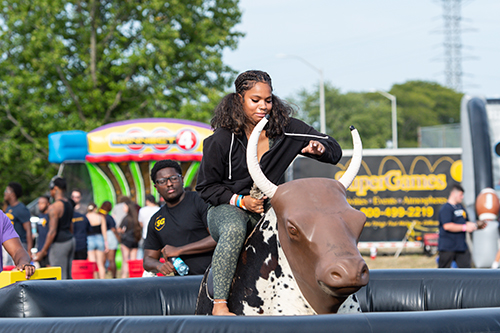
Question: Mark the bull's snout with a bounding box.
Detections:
[316,257,369,297]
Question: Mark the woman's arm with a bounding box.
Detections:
[293,118,342,164]
[101,215,108,250]
[196,134,235,206]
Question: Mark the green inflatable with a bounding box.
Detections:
[115,247,122,270]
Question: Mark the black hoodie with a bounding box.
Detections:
[196,118,342,206]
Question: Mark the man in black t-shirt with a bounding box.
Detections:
[72,211,91,260]
[4,182,33,265]
[35,176,75,279]
[438,184,479,268]
[143,160,216,276]
[36,195,51,267]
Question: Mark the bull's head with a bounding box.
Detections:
[247,116,369,314]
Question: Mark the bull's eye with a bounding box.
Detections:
[288,225,298,236]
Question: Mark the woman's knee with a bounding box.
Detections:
[214,218,248,242]
[208,204,249,240]
[221,223,247,242]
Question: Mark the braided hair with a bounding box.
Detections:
[210,70,294,138]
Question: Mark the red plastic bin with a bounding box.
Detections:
[128,259,144,278]
[72,260,97,279]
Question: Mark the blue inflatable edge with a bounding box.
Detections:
[48,130,88,163]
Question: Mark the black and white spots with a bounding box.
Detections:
[337,294,362,314]
[232,209,316,315]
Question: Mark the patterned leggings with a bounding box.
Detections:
[208,204,262,300]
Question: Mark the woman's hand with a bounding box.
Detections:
[301,140,325,156]
[243,196,267,214]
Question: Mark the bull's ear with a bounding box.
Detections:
[348,209,367,241]
[339,126,362,190]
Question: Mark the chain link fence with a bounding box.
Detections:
[418,124,461,148]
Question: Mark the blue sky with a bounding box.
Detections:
[223,0,500,99]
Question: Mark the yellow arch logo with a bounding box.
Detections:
[335,155,461,196]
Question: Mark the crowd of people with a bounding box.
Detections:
[1,161,218,281]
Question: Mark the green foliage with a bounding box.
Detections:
[390,81,463,147]
[290,83,392,149]
[0,0,242,203]
[290,80,463,149]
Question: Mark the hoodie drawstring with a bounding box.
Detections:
[228,132,234,180]
[229,132,326,180]
[284,133,329,140]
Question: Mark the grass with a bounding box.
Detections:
[361,248,438,270]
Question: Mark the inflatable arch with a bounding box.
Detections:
[48,118,212,207]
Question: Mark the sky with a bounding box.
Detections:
[223,0,500,100]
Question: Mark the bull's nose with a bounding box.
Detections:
[318,257,370,290]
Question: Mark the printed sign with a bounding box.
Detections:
[289,150,462,243]
[86,118,213,163]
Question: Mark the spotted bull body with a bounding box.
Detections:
[195,118,368,315]
[229,208,315,315]
[195,178,367,315]
[235,176,368,315]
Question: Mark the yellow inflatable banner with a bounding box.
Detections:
[86,118,213,163]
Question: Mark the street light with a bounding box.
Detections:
[371,89,398,149]
[276,53,326,133]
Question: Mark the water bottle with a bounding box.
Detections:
[169,257,189,276]
[31,248,41,268]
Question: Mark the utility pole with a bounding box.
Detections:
[442,0,463,91]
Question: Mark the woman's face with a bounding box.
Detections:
[240,82,272,125]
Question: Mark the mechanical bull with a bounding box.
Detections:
[196,117,368,315]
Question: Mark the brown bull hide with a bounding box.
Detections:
[271,178,369,314]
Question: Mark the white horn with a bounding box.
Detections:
[246,115,278,198]
[339,126,362,189]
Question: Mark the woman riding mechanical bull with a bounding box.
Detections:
[196,70,343,316]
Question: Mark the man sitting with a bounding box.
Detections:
[143,160,216,276]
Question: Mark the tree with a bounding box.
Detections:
[290,83,392,149]
[389,81,463,147]
[0,0,242,202]
[291,80,463,149]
